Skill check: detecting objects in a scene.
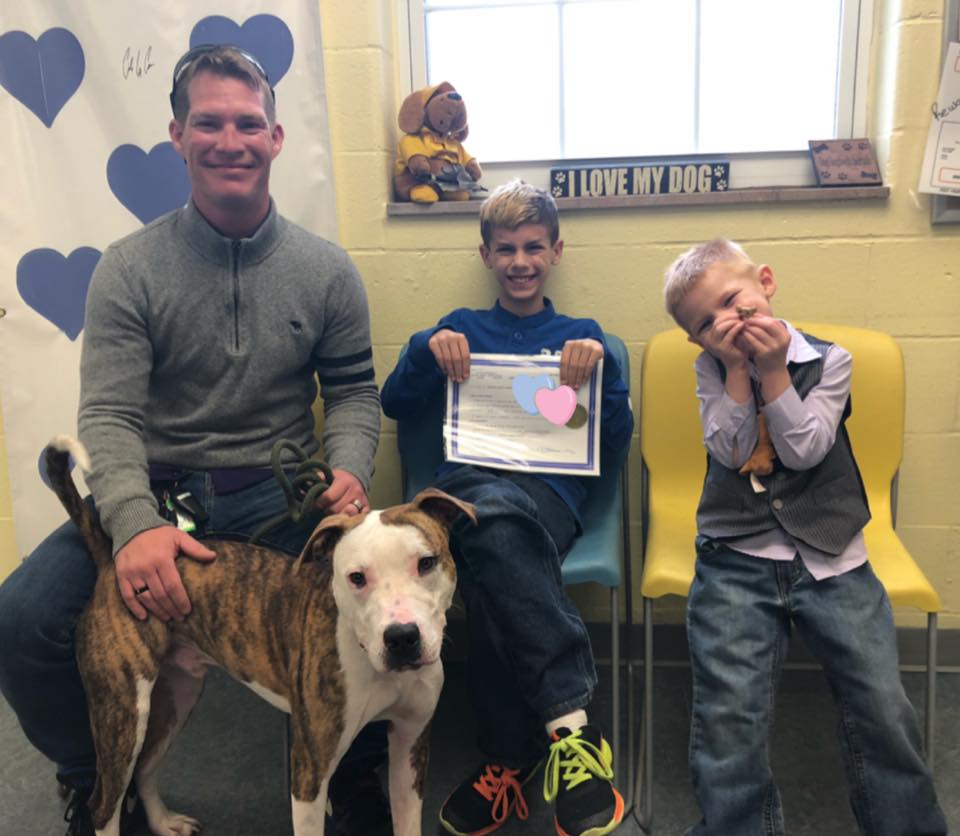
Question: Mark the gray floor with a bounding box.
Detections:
[1,660,957,835]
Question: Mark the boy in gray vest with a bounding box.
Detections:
[663,238,945,836]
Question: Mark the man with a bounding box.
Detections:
[0,45,387,835]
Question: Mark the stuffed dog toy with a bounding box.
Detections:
[44,435,476,836]
[393,81,483,204]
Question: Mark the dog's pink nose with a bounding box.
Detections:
[383,622,421,668]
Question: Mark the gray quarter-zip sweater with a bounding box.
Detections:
[78,200,380,553]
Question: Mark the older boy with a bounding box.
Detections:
[664,238,945,836]
[381,180,632,836]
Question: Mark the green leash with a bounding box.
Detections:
[248,439,334,545]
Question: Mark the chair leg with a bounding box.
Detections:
[633,597,654,830]
[925,612,938,772]
[610,587,621,788]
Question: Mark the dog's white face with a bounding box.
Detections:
[329,505,460,674]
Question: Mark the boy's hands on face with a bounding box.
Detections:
[739,315,789,374]
[560,338,603,389]
[428,329,471,382]
[699,313,749,372]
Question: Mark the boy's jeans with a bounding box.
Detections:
[0,471,384,794]
[433,465,596,766]
[685,539,946,836]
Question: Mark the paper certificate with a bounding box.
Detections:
[444,353,602,476]
[919,42,960,195]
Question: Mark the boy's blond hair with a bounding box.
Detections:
[479,179,560,247]
[663,238,754,321]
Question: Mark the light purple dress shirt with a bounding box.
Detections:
[694,321,868,581]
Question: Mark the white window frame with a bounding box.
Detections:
[395,0,874,191]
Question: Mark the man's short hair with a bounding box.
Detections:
[480,179,560,247]
[663,238,753,320]
[170,44,275,125]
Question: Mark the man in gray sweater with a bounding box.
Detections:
[0,45,386,835]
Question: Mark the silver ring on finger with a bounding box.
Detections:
[351,499,363,512]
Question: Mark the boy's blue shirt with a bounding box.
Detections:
[381,299,634,520]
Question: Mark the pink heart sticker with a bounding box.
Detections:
[535,385,577,426]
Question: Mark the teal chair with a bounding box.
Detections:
[395,333,634,806]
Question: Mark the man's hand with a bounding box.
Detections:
[428,330,471,383]
[115,527,216,622]
[314,468,370,517]
[560,338,604,389]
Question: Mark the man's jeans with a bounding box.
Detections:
[0,471,384,793]
[685,541,946,836]
[433,465,596,766]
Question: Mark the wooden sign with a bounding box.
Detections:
[808,139,882,186]
[550,161,730,199]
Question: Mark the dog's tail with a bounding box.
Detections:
[45,435,113,571]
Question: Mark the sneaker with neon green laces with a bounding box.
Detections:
[439,761,539,835]
[544,725,625,836]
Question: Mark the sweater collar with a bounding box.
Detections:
[492,298,556,327]
[179,199,282,265]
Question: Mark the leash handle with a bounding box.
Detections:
[248,440,334,545]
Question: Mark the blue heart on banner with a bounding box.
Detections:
[37,446,77,491]
[107,142,191,225]
[0,28,84,127]
[190,15,294,86]
[16,247,101,341]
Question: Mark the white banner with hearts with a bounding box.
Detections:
[0,2,336,560]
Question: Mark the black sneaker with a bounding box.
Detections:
[61,782,145,836]
[63,789,94,836]
[543,726,624,836]
[326,767,392,836]
[439,762,539,835]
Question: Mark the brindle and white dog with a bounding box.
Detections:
[45,435,475,836]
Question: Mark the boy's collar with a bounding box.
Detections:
[783,321,820,364]
[492,298,555,323]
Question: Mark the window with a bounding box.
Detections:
[399,0,873,189]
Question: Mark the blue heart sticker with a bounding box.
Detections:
[512,374,555,415]
[17,247,101,340]
[0,28,84,127]
[107,142,191,225]
[190,14,294,86]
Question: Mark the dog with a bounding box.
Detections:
[44,435,476,836]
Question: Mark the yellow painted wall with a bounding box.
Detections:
[1,0,957,632]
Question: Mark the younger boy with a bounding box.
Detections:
[381,180,632,836]
[664,238,946,836]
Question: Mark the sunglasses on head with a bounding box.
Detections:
[169,43,275,113]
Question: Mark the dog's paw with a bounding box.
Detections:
[151,811,202,835]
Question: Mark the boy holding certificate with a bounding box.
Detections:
[381,180,632,836]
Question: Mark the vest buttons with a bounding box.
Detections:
[772,499,784,510]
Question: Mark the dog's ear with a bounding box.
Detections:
[294,514,348,570]
[398,86,429,134]
[411,487,477,530]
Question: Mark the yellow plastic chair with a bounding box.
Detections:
[633,324,942,829]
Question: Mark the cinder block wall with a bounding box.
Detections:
[2,0,957,632]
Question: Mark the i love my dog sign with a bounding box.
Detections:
[550,161,730,198]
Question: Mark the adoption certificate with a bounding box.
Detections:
[444,353,602,476]
[919,42,960,195]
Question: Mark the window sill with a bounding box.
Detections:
[387,185,889,216]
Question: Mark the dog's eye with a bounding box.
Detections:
[348,571,366,588]
[418,556,438,576]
